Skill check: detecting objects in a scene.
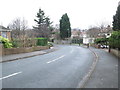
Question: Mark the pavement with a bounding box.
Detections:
[2,46,58,63]
[85,47,118,88]
[1,45,119,88]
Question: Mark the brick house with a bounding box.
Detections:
[0,25,12,40]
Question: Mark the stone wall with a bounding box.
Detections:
[110,49,120,58]
[54,40,71,44]
[2,46,49,55]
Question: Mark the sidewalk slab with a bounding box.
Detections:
[85,47,118,88]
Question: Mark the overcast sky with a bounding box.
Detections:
[0,0,119,29]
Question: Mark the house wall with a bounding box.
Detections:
[7,32,11,40]
[0,31,11,40]
[83,37,89,44]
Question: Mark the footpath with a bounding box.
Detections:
[84,47,119,88]
[1,46,58,63]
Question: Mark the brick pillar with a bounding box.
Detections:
[7,32,11,40]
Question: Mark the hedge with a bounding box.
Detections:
[72,39,83,44]
[35,38,48,46]
[109,31,120,49]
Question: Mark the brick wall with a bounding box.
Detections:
[7,32,11,40]
[2,46,49,55]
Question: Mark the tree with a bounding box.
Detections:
[33,8,52,38]
[8,17,28,39]
[59,13,71,39]
[113,4,120,31]
[109,31,120,50]
[110,3,120,50]
[86,27,100,38]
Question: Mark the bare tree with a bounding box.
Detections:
[8,17,28,39]
[86,27,100,38]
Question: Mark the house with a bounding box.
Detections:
[0,25,12,40]
[83,25,113,44]
[82,29,95,44]
[97,25,112,38]
[71,29,82,39]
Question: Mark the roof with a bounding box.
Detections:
[0,25,12,31]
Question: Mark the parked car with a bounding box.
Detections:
[100,45,109,49]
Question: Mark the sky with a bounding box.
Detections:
[0,0,119,29]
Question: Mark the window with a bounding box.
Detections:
[1,32,7,38]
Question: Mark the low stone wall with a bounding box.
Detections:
[90,44,100,48]
[110,49,120,58]
[2,46,49,55]
[54,40,71,44]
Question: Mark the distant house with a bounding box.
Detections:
[97,25,113,38]
[81,30,95,44]
[71,29,82,39]
[0,25,12,40]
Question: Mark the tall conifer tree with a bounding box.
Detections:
[60,13,71,39]
[113,4,120,31]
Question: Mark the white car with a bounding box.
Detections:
[100,45,109,48]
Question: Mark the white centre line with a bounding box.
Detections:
[47,55,65,64]
[0,71,22,80]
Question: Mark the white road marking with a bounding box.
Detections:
[0,72,22,80]
[47,55,65,63]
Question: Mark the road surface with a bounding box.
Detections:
[2,45,95,88]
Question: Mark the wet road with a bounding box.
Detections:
[2,45,94,88]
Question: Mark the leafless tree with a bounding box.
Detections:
[8,17,28,39]
[86,26,100,38]
[33,24,52,38]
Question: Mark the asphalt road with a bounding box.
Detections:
[2,45,94,88]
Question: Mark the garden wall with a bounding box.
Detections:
[2,46,49,55]
[110,49,120,58]
[54,40,71,44]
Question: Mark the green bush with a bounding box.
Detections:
[109,31,120,49]
[48,42,53,47]
[11,39,19,48]
[0,36,12,48]
[94,38,108,44]
[35,38,48,46]
[72,39,83,44]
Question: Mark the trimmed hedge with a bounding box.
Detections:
[35,38,48,46]
[109,31,120,49]
[72,39,83,44]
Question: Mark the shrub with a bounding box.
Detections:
[48,42,53,47]
[35,38,48,46]
[11,39,19,48]
[0,36,12,48]
[109,31,120,49]
[72,39,83,44]
[94,38,108,44]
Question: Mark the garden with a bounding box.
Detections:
[0,36,53,55]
